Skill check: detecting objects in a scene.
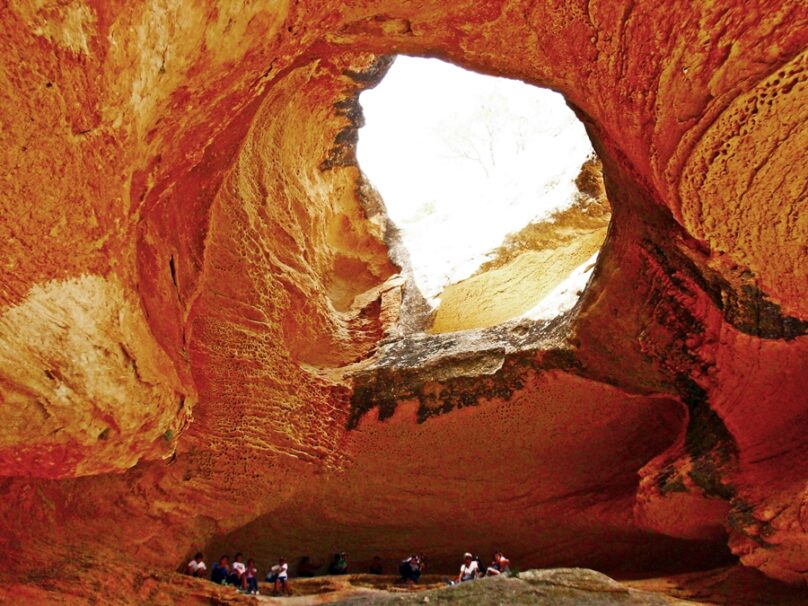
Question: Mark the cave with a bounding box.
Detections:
[1,2,807,604]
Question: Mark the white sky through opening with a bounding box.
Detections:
[357,56,595,312]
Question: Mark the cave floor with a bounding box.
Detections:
[248,567,808,606]
[8,564,806,604]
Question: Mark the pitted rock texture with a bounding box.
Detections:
[0,0,807,603]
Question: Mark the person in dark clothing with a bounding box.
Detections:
[210,555,230,584]
[399,555,424,584]
[297,556,320,577]
[328,552,349,575]
[369,556,384,575]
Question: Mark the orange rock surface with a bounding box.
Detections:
[0,0,806,602]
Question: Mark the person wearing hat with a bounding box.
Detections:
[457,552,479,583]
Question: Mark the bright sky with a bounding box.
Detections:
[357,56,595,308]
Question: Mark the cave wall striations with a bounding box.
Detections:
[0,0,806,601]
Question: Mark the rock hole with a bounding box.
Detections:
[168,255,178,289]
[357,56,610,334]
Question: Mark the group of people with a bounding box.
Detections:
[185,552,289,596]
[184,549,510,595]
[397,551,510,585]
[296,552,351,577]
[454,551,510,583]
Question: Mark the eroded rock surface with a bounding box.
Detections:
[323,569,704,605]
[0,0,807,602]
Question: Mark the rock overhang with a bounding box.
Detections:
[0,1,807,601]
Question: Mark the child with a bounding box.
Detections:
[246,558,259,595]
[186,552,207,577]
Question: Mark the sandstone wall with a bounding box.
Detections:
[0,0,806,600]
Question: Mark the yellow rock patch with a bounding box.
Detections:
[431,227,607,332]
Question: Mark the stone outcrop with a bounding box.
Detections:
[294,569,712,605]
[430,156,610,333]
[0,0,806,602]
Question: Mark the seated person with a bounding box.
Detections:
[210,555,230,584]
[228,552,247,589]
[486,552,510,576]
[186,552,207,577]
[297,556,319,577]
[369,556,384,575]
[328,552,349,575]
[457,553,479,583]
[266,557,290,595]
[399,555,424,583]
[246,558,259,595]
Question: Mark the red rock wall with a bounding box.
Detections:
[0,0,806,600]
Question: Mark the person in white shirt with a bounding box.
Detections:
[229,552,248,589]
[457,552,479,583]
[185,552,207,577]
[266,556,290,595]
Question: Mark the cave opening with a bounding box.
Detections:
[357,56,611,334]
